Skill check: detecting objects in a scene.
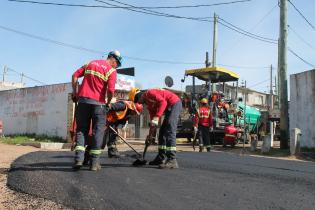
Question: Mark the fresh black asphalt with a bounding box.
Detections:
[7,150,315,210]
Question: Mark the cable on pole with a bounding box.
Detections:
[288,25,315,51]
[288,48,315,68]
[288,0,315,31]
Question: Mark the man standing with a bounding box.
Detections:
[129,88,182,169]
[72,50,122,171]
[194,98,213,152]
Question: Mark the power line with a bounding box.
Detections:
[248,78,269,88]
[288,25,315,51]
[288,48,315,68]
[0,23,288,68]
[218,63,269,69]
[218,21,277,44]
[219,4,278,57]
[218,17,277,42]
[8,0,251,9]
[95,0,212,22]
[288,0,315,31]
[6,67,46,85]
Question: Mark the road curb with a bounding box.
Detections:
[21,142,71,150]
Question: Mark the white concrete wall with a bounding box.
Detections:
[0,83,72,140]
[290,69,315,148]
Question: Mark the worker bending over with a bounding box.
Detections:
[129,88,182,169]
[106,100,143,158]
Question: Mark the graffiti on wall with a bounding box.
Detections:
[1,84,68,118]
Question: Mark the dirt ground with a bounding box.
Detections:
[0,140,312,210]
[0,143,69,210]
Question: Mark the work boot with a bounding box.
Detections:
[83,151,91,166]
[72,161,83,170]
[206,147,211,152]
[159,159,179,169]
[90,159,101,171]
[108,147,120,158]
[199,146,204,152]
[149,154,166,165]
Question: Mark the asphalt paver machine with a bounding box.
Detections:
[181,66,241,145]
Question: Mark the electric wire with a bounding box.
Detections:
[95,0,212,22]
[288,0,315,31]
[218,21,277,44]
[248,78,269,88]
[7,0,251,9]
[288,25,315,51]
[219,4,277,56]
[288,48,315,68]
[6,67,46,85]
[218,17,277,42]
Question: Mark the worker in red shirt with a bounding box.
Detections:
[194,98,213,152]
[72,50,122,171]
[129,88,182,169]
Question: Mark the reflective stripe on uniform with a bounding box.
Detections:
[166,146,176,151]
[197,109,210,119]
[158,145,167,150]
[225,134,236,138]
[75,145,85,151]
[89,149,102,155]
[84,68,115,82]
[206,145,211,148]
[107,145,116,149]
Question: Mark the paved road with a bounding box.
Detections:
[8,151,315,210]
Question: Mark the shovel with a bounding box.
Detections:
[108,126,147,165]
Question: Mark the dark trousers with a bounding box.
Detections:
[106,123,124,149]
[158,101,182,160]
[75,102,106,162]
[198,125,211,148]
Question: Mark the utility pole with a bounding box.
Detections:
[243,80,247,151]
[20,73,24,84]
[212,13,218,92]
[2,65,7,82]
[270,65,274,147]
[279,0,289,149]
[205,52,211,67]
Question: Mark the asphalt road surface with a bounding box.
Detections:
[8,151,315,210]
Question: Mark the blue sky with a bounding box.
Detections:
[0,0,314,93]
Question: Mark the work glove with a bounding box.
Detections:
[209,127,214,132]
[150,117,159,127]
[194,127,198,133]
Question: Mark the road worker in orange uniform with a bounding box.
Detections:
[129,88,182,169]
[105,100,143,158]
[72,50,122,171]
[194,98,213,152]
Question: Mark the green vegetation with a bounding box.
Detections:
[0,134,65,145]
[301,147,315,153]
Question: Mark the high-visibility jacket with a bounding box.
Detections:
[107,101,136,124]
[194,106,213,127]
[141,89,180,119]
[73,59,117,104]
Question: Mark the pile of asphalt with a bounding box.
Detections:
[8,151,315,210]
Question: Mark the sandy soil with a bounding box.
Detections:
[0,143,69,210]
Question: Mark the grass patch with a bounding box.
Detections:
[0,134,65,145]
[301,147,315,153]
